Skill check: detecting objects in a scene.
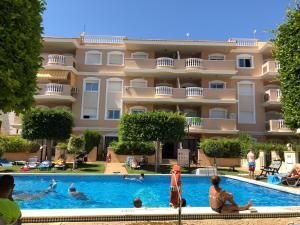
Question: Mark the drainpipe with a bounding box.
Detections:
[177,77,181,88]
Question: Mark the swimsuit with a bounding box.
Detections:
[210,190,224,213]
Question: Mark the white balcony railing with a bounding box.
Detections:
[155,86,173,96]
[186,87,203,96]
[45,83,64,94]
[228,38,258,46]
[186,117,202,127]
[185,58,202,68]
[278,119,285,129]
[81,35,125,44]
[156,57,174,67]
[48,54,65,65]
[277,89,282,98]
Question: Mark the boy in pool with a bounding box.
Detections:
[68,184,89,201]
[14,179,57,201]
[209,175,252,213]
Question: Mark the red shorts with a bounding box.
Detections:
[249,166,255,172]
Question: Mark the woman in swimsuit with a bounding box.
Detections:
[209,176,252,213]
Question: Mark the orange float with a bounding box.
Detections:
[170,164,182,208]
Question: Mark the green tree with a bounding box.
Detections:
[119,111,186,171]
[273,2,300,130]
[22,108,74,159]
[83,129,102,159]
[67,135,85,170]
[0,0,45,113]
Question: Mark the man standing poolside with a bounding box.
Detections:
[209,176,252,213]
[0,175,22,225]
[247,149,255,179]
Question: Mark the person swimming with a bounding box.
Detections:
[14,179,57,201]
[68,183,89,201]
[123,174,144,182]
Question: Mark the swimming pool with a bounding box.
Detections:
[13,175,300,209]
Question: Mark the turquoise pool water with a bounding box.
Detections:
[12,175,300,209]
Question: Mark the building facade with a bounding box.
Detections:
[1,34,297,159]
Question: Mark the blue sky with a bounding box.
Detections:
[43,0,292,41]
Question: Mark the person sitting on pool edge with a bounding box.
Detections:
[68,184,89,201]
[133,197,142,208]
[0,175,22,225]
[209,175,252,213]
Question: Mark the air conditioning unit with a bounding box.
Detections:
[229,113,236,119]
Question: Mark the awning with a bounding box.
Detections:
[37,70,69,80]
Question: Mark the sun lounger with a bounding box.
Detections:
[0,159,13,167]
[38,160,52,170]
[258,160,282,177]
[27,157,39,169]
[54,159,66,170]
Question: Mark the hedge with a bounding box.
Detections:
[0,136,40,153]
[83,129,101,153]
[110,141,155,156]
[199,139,241,158]
[119,111,186,143]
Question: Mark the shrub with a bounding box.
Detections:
[200,138,241,158]
[253,142,287,160]
[110,141,155,156]
[57,142,68,151]
[67,135,84,154]
[119,111,186,143]
[239,133,256,158]
[0,136,40,153]
[83,129,102,153]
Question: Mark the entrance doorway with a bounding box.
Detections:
[103,136,118,160]
[162,142,176,159]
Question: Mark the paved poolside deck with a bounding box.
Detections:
[104,163,128,174]
[25,217,300,225]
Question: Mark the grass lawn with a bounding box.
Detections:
[217,168,248,176]
[0,162,105,174]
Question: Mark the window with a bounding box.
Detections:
[131,52,149,60]
[107,109,120,119]
[130,79,148,88]
[237,54,253,68]
[238,81,256,124]
[209,108,227,119]
[85,82,99,92]
[105,78,123,120]
[209,81,226,89]
[107,51,124,65]
[208,54,225,60]
[85,51,102,65]
[81,78,100,120]
[82,108,98,119]
[130,106,146,114]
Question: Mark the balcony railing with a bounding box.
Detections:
[185,58,202,68]
[262,61,279,75]
[45,83,64,94]
[81,35,125,44]
[155,86,173,96]
[186,87,203,96]
[228,38,258,46]
[156,57,174,67]
[268,119,292,132]
[48,54,65,65]
[186,117,202,127]
[187,117,237,131]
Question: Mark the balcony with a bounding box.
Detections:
[122,87,237,104]
[124,58,237,76]
[186,117,238,134]
[266,120,293,135]
[41,54,76,70]
[263,89,281,107]
[261,61,279,79]
[35,83,76,103]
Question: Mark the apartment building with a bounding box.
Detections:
[0,34,297,159]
